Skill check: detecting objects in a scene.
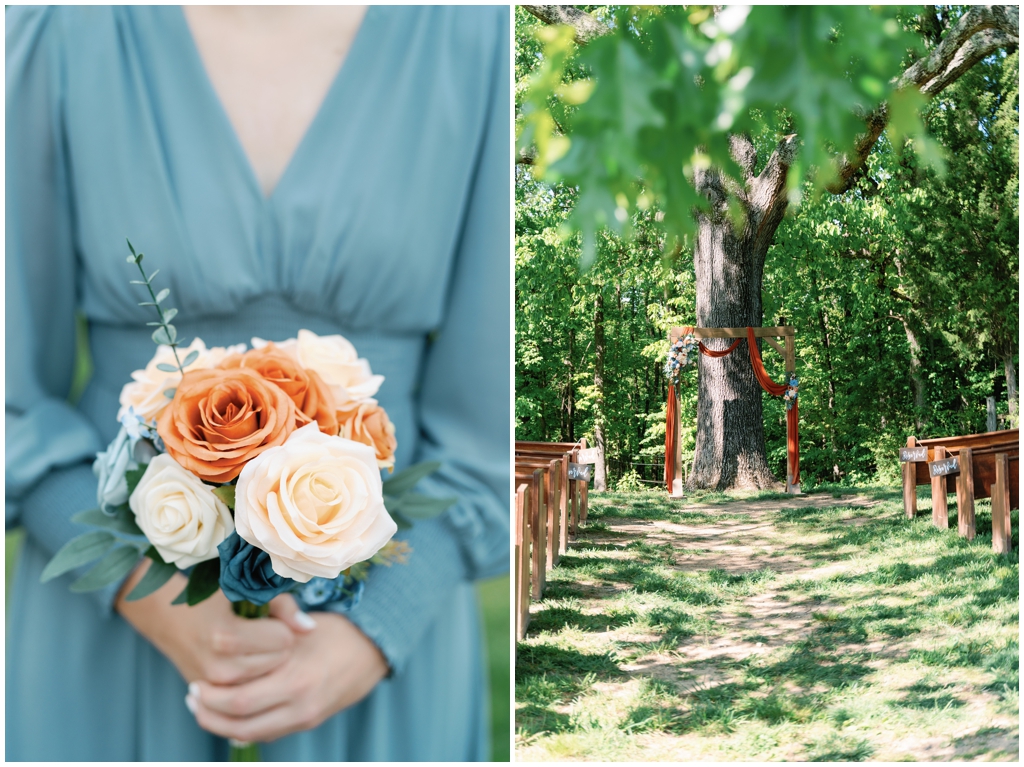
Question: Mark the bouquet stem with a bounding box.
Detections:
[228,599,270,762]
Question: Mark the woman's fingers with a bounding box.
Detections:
[267,593,317,634]
[202,650,292,686]
[190,669,292,718]
[214,612,296,656]
[186,683,316,743]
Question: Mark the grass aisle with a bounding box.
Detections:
[515,487,1019,762]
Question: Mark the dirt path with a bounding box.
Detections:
[516,489,1019,762]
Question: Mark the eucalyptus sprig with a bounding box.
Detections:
[126,240,198,387]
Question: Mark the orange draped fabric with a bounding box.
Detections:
[665,383,678,492]
[746,327,800,484]
[665,327,801,491]
[698,338,742,357]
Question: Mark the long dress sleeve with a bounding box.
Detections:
[336,10,510,674]
[5,7,113,612]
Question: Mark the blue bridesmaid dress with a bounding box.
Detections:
[5,6,510,761]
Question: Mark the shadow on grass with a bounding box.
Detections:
[516,643,626,683]
[528,603,636,634]
[890,681,967,711]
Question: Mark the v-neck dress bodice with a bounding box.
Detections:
[6,6,509,761]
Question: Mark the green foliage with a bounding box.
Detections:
[69,545,140,593]
[212,484,236,510]
[39,530,117,583]
[124,547,177,602]
[380,461,454,528]
[71,506,144,537]
[519,6,934,263]
[126,239,189,375]
[516,12,1018,487]
[172,557,221,606]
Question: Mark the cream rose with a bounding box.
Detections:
[234,423,397,582]
[118,338,246,422]
[254,329,383,404]
[128,453,234,569]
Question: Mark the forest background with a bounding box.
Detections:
[515,5,1019,491]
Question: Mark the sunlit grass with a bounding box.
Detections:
[516,487,1018,761]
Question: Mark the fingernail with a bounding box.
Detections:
[184,694,197,715]
[188,681,201,700]
[295,611,317,630]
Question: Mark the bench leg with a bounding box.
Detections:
[931,445,949,529]
[956,447,975,541]
[993,453,1012,554]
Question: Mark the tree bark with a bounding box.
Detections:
[902,319,926,432]
[567,327,576,443]
[593,291,608,490]
[1005,353,1018,425]
[687,135,797,490]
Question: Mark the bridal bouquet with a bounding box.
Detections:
[42,243,451,757]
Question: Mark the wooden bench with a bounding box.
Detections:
[515,456,563,570]
[515,469,547,601]
[900,429,1018,551]
[515,482,532,641]
[515,438,590,530]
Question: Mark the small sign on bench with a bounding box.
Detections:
[900,446,928,462]
[929,456,959,477]
[576,447,600,464]
[567,463,592,482]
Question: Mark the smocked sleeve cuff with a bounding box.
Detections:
[330,513,467,675]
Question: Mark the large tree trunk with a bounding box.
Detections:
[1005,353,1018,426]
[902,319,926,432]
[688,135,796,490]
[593,291,608,491]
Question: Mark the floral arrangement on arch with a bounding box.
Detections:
[43,242,452,619]
[664,333,698,387]
[784,375,799,410]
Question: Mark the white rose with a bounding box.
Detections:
[117,338,246,422]
[129,454,234,569]
[289,329,384,404]
[234,422,397,582]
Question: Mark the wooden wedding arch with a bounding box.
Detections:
[665,325,801,497]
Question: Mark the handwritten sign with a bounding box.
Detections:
[576,447,600,464]
[567,463,592,482]
[929,457,959,477]
[899,446,928,462]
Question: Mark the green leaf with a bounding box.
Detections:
[125,463,149,498]
[72,506,144,537]
[381,461,441,497]
[162,307,178,323]
[156,362,179,373]
[124,556,178,602]
[389,511,413,530]
[182,349,200,368]
[185,558,222,606]
[155,288,170,304]
[40,530,116,583]
[69,545,140,592]
[164,388,177,399]
[152,326,172,345]
[212,484,236,509]
[171,584,190,605]
[387,493,457,520]
[148,269,160,280]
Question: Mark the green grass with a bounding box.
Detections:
[6,529,511,761]
[516,488,1019,761]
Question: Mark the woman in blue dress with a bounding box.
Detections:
[5,5,510,761]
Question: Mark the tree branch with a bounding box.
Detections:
[523,5,610,45]
[829,5,1018,194]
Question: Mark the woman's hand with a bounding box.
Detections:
[184,602,389,743]
[115,559,314,686]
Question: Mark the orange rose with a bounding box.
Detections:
[219,344,339,435]
[336,399,397,470]
[157,368,297,483]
